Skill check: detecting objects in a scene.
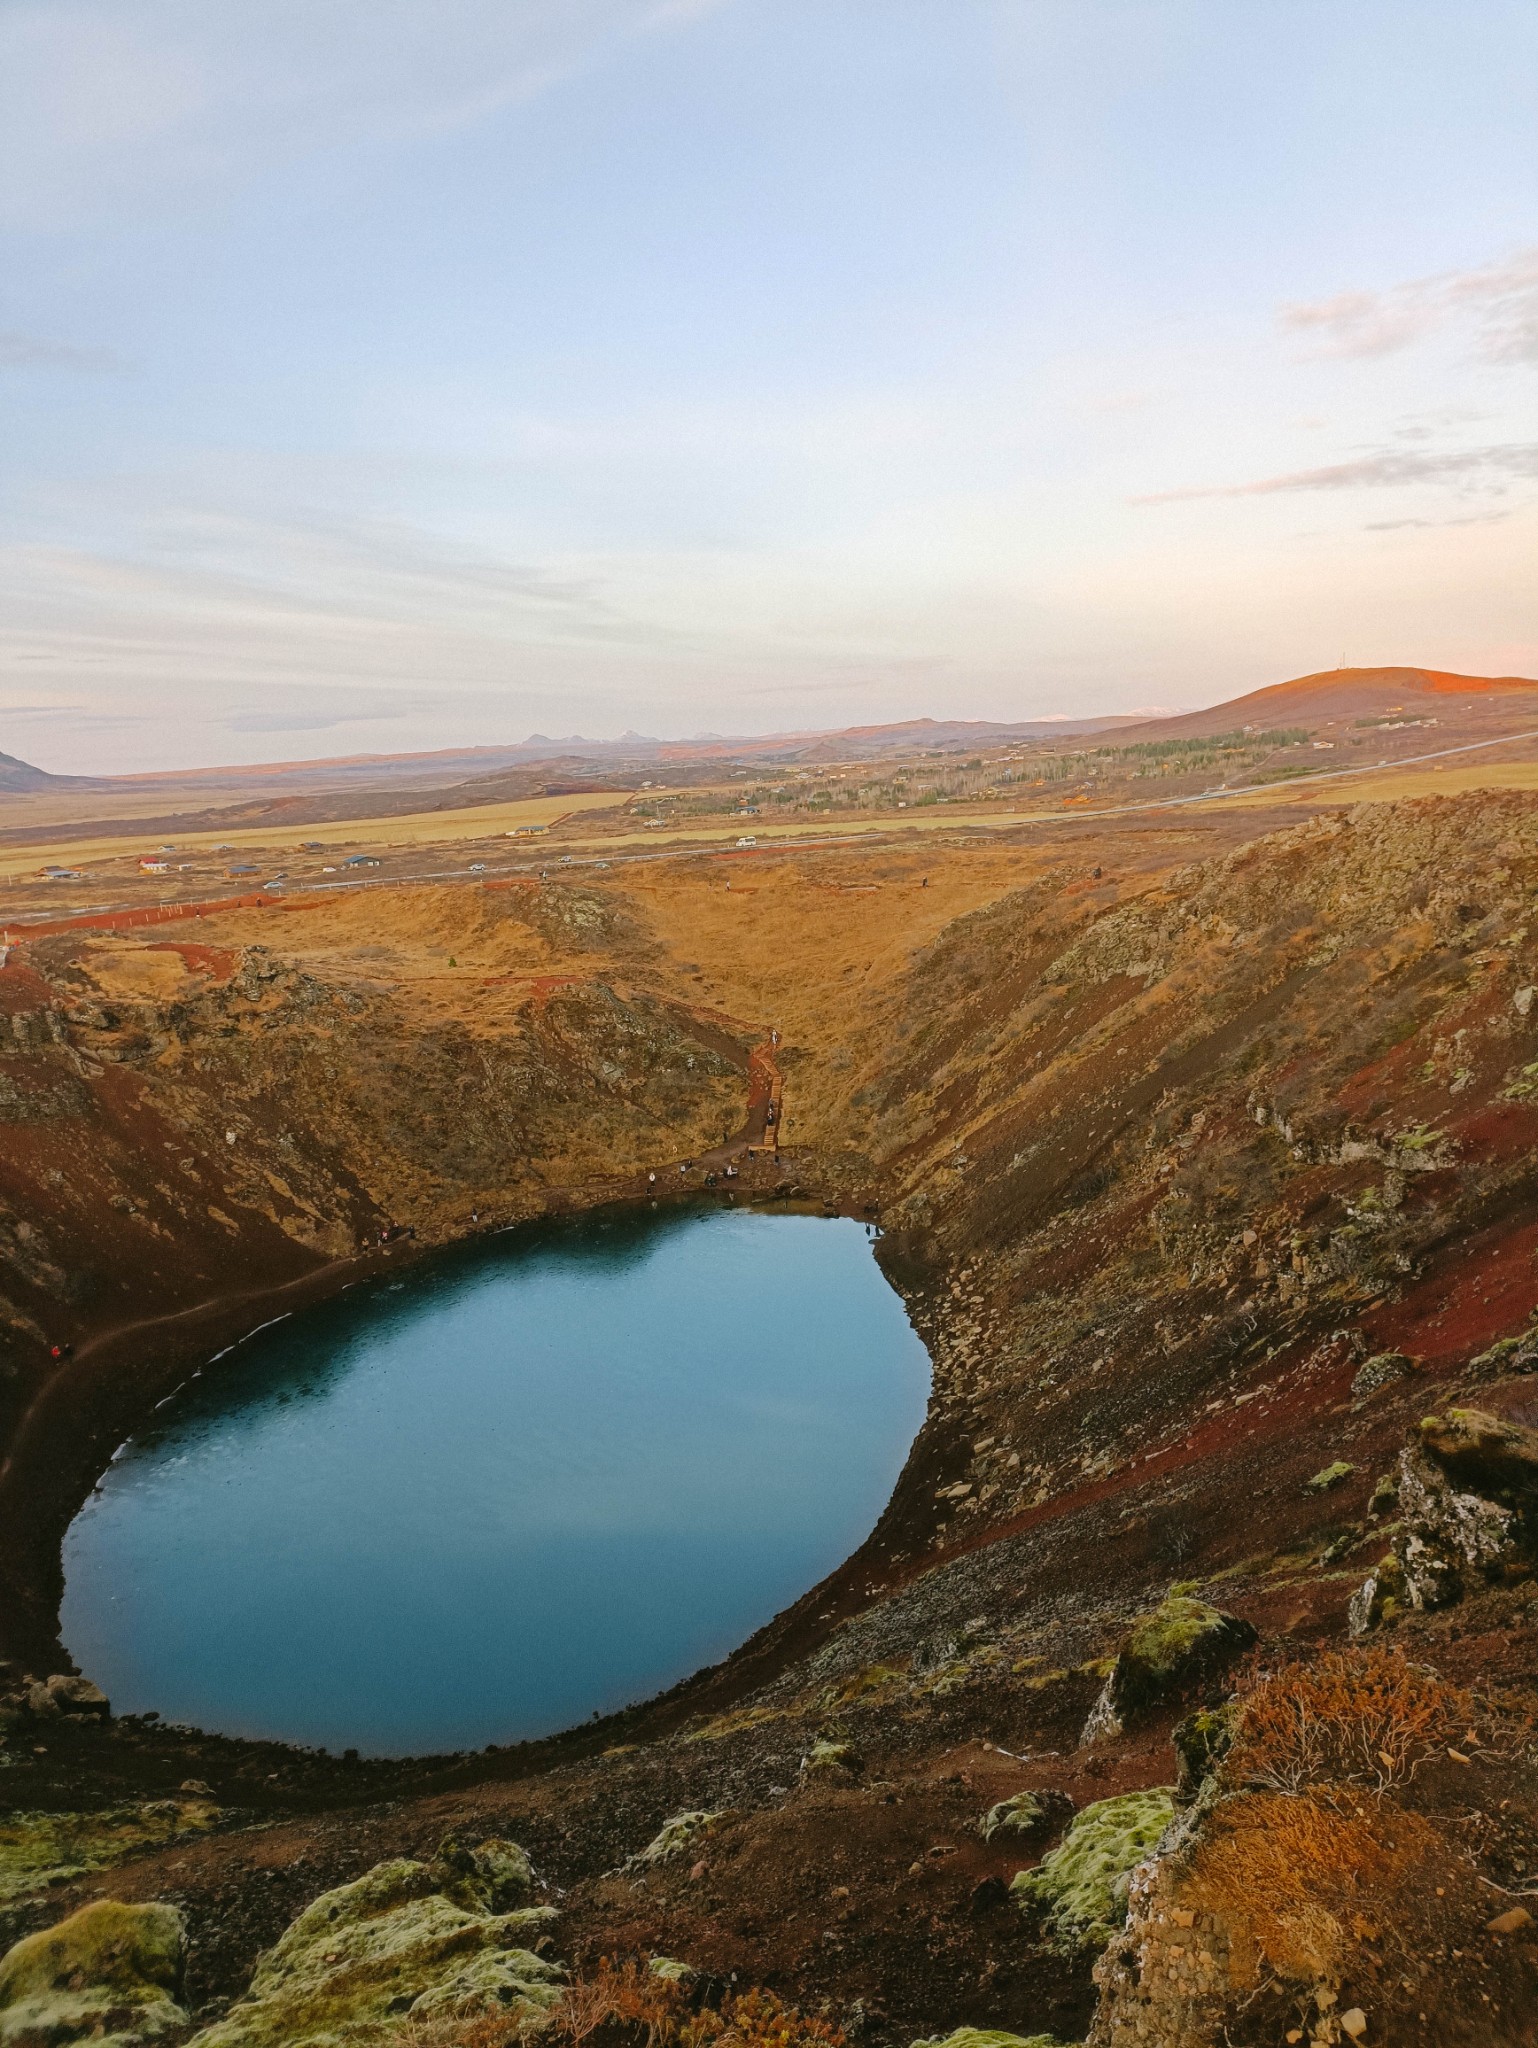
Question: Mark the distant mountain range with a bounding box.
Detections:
[4,668,1536,844]
[0,711,1150,816]
[92,710,1151,789]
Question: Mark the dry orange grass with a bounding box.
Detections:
[1181,1790,1444,1989]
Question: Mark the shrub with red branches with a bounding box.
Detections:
[1225,1647,1492,1794]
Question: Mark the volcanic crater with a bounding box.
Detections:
[3,778,1538,2046]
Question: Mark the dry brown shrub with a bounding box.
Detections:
[1225,1648,1479,1793]
[681,1987,846,2048]
[548,1959,687,2048]
[405,1963,845,2048]
[405,2016,530,2048]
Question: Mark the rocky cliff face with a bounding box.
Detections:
[3,795,1538,2045]
[0,882,751,1654]
[0,885,745,1346]
[828,798,1538,1554]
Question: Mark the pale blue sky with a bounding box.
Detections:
[2,0,1534,771]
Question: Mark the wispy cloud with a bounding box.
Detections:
[223,696,429,734]
[1280,247,1538,363]
[1363,510,1513,531]
[0,498,718,713]
[1135,441,1538,505]
[0,0,726,228]
[0,329,121,372]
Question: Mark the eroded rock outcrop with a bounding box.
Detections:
[0,1669,109,1732]
[1350,1408,1538,1632]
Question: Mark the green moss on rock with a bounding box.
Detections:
[912,2029,1077,2048]
[1010,1789,1175,1953]
[0,1899,186,2046]
[187,1838,559,2048]
[979,1790,1074,1843]
[1305,1461,1355,1493]
[629,1811,728,1868]
[1367,1471,1399,1518]
[801,1740,861,1777]
[0,1801,221,1906]
[1124,1600,1235,1675]
[1346,1551,1408,1637]
[402,1944,558,2027]
[1081,1597,1255,1742]
[430,1831,533,1911]
[1351,1351,1412,1399]
[1420,1408,1538,1496]
[1171,1704,1236,1806]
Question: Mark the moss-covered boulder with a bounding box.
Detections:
[1304,1461,1354,1494]
[648,1957,696,1985]
[628,1811,729,1868]
[0,1899,186,2046]
[429,1830,533,1910]
[1081,1598,1255,1744]
[0,1800,221,1907]
[801,1740,861,1778]
[1351,1350,1412,1399]
[1420,1407,1538,1496]
[913,2031,1076,2048]
[187,1838,559,2047]
[1011,1789,1176,1953]
[978,1789,1075,1843]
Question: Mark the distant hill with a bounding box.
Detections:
[1115,667,1538,742]
[0,749,102,794]
[694,713,1145,764]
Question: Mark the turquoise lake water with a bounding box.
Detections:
[61,1205,930,1756]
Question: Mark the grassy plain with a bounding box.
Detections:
[12,737,1538,908]
[0,791,627,880]
[1247,754,1538,807]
